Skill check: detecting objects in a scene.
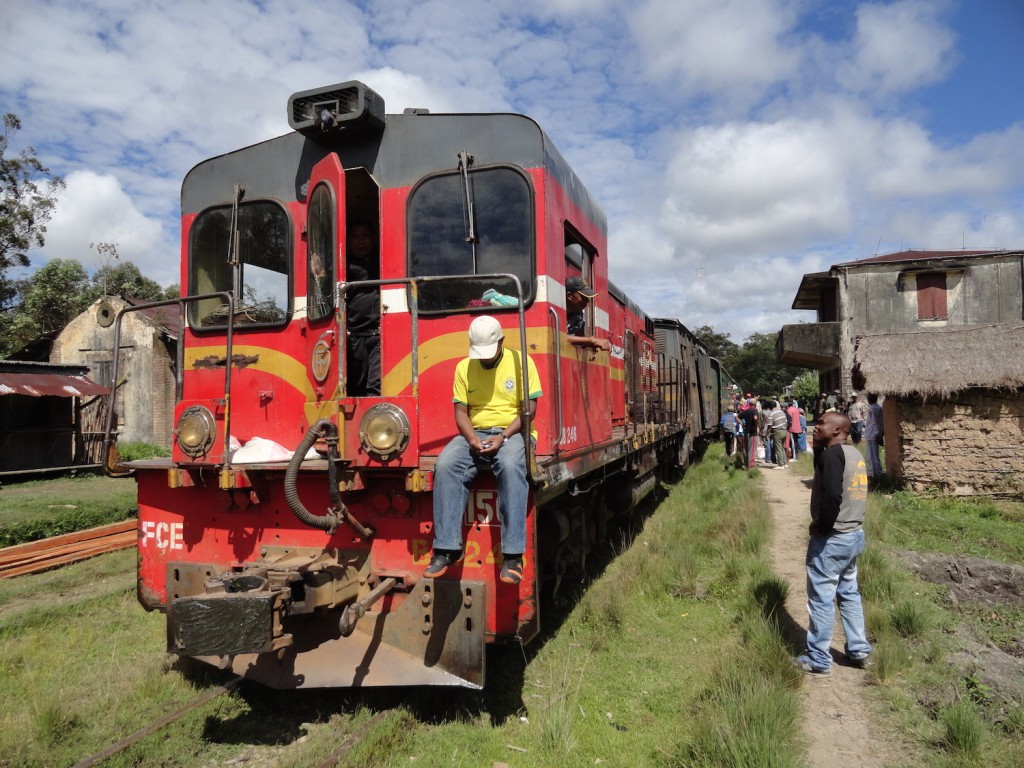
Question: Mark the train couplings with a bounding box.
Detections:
[167,546,367,658]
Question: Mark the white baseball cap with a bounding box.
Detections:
[468,316,504,359]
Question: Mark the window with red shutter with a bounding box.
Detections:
[916,272,947,320]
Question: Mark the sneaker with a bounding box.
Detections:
[500,556,524,585]
[847,653,871,669]
[792,655,831,676]
[423,550,460,578]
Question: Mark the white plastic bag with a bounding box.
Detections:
[232,436,294,463]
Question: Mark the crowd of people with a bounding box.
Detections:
[721,388,885,480]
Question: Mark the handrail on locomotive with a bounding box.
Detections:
[101,291,235,477]
[101,272,535,480]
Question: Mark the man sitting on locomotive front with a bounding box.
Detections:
[423,316,542,585]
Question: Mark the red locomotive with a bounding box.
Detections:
[103,81,731,689]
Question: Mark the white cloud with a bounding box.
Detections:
[660,118,851,255]
[43,170,168,284]
[630,0,801,100]
[352,68,466,115]
[868,121,1024,199]
[837,0,956,95]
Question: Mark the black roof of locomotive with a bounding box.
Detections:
[181,111,606,236]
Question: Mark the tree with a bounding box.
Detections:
[790,370,820,406]
[0,113,65,312]
[728,332,804,397]
[0,244,176,357]
[91,257,166,301]
[693,325,739,367]
[0,258,91,356]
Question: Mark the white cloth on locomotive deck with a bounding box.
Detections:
[230,436,318,463]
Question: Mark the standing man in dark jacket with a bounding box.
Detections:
[737,398,758,469]
[793,411,872,676]
[346,221,381,396]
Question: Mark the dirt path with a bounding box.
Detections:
[760,461,909,768]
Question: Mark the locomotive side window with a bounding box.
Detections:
[407,166,533,312]
[188,201,291,329]
[564,232,595,333]
[307,183,335,322]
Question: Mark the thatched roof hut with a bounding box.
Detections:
[854,323,1024,398]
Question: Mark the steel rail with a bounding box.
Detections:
[312,710,394,768]
[70,677,242,768]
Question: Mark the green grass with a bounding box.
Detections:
[783,441,1023,765]
[855,482,1024,765]
[0,549,285,768]
[871,491,1024,565]
[386,445,804,767]
[0,474,137,546]
[5,445,1021,766]
[940,701,985,759]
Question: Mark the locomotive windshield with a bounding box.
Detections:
[188,201,291,329]
[407,165,533,312]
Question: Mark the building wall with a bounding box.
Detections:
[843,256,1023,337]
[892,390,1024,495]
[51,298,175,448]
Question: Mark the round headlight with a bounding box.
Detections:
[358,403,410,461]
[177,406,216,458]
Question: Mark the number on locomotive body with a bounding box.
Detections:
[465,489,498,524]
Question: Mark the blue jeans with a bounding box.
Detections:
[866,438,883,477]
[431,431,529,555]
[804,529,871,669]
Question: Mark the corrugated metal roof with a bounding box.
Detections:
[0,373,109,398]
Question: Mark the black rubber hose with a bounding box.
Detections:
[284,419,340,533]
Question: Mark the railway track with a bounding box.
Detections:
[69,674,392,768]
[0,519,137,578]
[70,677,242,768]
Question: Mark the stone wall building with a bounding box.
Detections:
[853,324,1024,495]
[51,297,179,449]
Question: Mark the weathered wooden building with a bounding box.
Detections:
[779,249,1024,495]
[51,297,179,449]
[0,361,109,473]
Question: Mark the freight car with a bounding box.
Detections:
[102,80,730,690]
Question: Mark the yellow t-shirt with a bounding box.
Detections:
[453,349,542,438]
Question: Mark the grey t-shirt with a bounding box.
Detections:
[810,443,868,533]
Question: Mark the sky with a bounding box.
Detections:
[2,0,1023,342]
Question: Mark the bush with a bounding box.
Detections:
[116,442,170,462]
[889,598,934,639]
[940,701,985,758]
